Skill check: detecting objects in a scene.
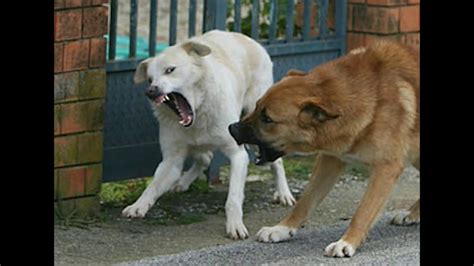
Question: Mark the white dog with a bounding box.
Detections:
[121,30,295,239]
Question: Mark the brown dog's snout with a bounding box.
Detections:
[228,122,258,145]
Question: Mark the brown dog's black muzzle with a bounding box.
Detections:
[229,122,259,145]
[228,122,285,165]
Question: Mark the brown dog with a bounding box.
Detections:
[229,40,419,257]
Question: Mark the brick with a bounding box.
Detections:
[54,43,64,73]
[347,5,353,31]
[367,0,407,5]
[77,132,103,164]
[55,9,82,41]
[353,5,400,34]
[92,0,108,5]
[55,72,80,103]
[400,5,419,32]
[365,34,403,46]
[408,0,420,3]
[85,164,102,195]
[63,40,90,71]
[347,33,366,52]
[79,69,106,99]
[81,100,105,130]
[54,0,64,10]
[55,135,78,167]
[82,0,93,6]
[60,102,84,134]
[64,0,83,8]
[57,166,86,199]
[74,196,100,218]
[54,169,59,200]
[59,100,104,134]
[402,33,420,50]
[82,6,108,38]
[89,38,107,68]
[349,0,366,3]
[54,105,61,135]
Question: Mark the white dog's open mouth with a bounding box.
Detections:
[154,92,194,127]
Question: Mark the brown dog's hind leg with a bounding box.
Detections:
[391,198,420,226]
[256,154,345,242]
[325,162,403,257]
[392,156,420,226]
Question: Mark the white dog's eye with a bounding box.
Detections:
[148,78,153,83]
[165,66,176,74]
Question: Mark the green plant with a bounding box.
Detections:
[99,177,152,207]
[226,0,303,40]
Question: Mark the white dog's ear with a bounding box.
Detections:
[134,58,153,84]
[182,42,211,57]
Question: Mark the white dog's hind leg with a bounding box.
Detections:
[171,151,213,192]
[222,145,249,240]
[122,152,186,218]
[270,158,296,206]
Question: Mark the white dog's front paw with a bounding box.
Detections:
[324,239,356,257]
[272,191,296,206]
[391,210,420,226]
[121,201,152,218]
[226,219,249,240]
[256,225,296,243]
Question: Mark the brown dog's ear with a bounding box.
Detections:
[182,41,211,57]
[134,58,153,84]
[286,69,307,77]
[298,99,339,125]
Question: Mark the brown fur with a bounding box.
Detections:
[242,40,420,254]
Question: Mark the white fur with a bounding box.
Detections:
[324,239,356,257]
[122,30,294,239]
[256,225,297,242]
[349,47,367,55]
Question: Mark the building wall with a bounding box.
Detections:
[346,0,420,52]
[54,0,109,217]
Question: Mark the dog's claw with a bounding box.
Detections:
[121,202,150,218]
[226,220,249,240]
[272,191,296,206]
[256,225,296,243]
[324,239,356,257]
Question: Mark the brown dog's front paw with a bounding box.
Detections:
[256,225,297,243]
[324,239,356,257]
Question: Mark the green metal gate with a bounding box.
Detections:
[103,0,347,182]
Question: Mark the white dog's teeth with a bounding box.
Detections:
[164,95,169,101]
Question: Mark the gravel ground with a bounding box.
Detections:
[120,213,419,265]
[54,167,419,265]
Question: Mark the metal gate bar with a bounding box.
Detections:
[129,0,138,58]
[149,0,158,56]
[103,0,347,183]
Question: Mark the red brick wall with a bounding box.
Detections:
[54,0,108,217]
[347,0,420,52]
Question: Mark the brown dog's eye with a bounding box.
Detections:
[260,109,273,124]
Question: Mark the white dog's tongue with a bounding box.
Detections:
[175,96,192,126]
